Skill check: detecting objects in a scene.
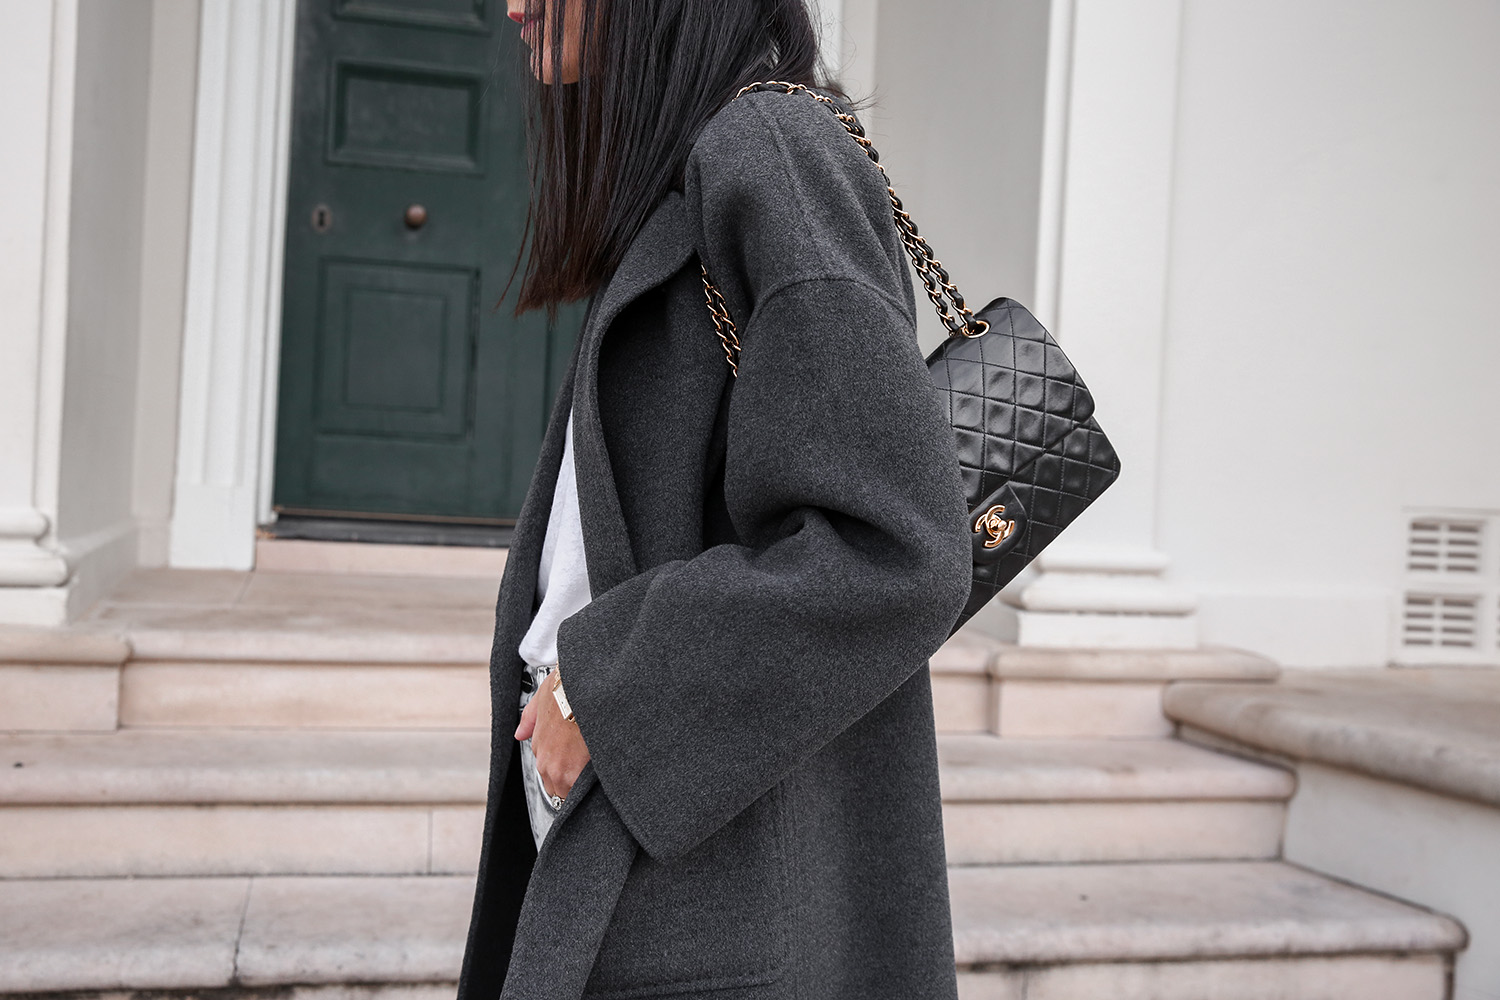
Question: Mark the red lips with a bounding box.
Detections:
[508,10,524,22]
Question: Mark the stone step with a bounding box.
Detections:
[98,571,496,731]
[950,860,1466,1000]
[0,729,490,804]
[939,734,1292,864]
[0,730,490,878]
[117,659,492,730]
[0,862,1463,998]
[931,631,1278,736]
[0,875,470,996]
[15,648,1239,735]
[7,634,1253,734]
[0,730,1292,877]
[254,537,508,578]
[0,626,129,732]
[9,570,1274,736]
[34,568,501,732]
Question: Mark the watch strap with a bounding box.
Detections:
[551,668,576,722]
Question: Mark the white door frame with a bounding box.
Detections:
[168,0,295,570]
[167,0,850,571]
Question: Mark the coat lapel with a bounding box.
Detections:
[570,188,697,595]
[457,323,584,1000]
[493,183,693,679]
[497,191,698,1000]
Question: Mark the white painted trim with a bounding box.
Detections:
[0,508,67,587]
[33,0,77,538]
[1011,0,1197,648]
[1032,0,1073,332]
[256,5,297,527]
[53,516,140,621]
[1017,610,1198,649]
[0,0,78,622]
[169,0,296,569]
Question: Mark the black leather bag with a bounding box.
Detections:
[700,82,1120,635]
[928,296,1120,630]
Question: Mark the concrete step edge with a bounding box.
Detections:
[937,734,1294,802]
[0,731,1292,806]
[0,864,1466,996]
[948,860,1467,967]
[0,729,491,804]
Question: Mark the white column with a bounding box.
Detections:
[1012,0,1198,648]
[808,0,844,79]
[836,0,876,103]
[0,1,77,625]
[169,0,296,569]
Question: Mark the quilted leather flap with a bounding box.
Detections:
[927,297,1098,504]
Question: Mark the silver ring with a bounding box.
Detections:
[547,791,564,810]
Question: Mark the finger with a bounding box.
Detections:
[514,696,537,740]
[539,765,561,801]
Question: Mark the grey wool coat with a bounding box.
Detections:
[456,86,973,1000]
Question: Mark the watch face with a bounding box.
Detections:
[552,679,574,721]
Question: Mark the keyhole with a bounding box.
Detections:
[311,204,332,233]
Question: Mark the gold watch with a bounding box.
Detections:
[551,666,576,723]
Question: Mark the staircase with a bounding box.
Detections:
[930,637,1465,998]
[0,562,1466,999]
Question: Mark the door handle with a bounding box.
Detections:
[404,204,428,230]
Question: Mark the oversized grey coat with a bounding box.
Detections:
[456,86,973,1000]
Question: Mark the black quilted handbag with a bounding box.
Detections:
[700,82,1121,635]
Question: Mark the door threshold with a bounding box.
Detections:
[255,519,512,578]
[262,513,513,548]
[254,536,508,578]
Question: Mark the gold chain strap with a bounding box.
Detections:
[700,80,990,376]
[700,261,743,376]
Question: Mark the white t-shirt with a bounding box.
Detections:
[518,406,592,669]
[516,406,592,850]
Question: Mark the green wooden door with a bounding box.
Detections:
[274,0,583,524]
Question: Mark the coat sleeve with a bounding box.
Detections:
[555,96,972,863]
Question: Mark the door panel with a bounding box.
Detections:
[275,0,582,523]
[335,0,490,33]
[314,259,475,438]
[329,60,484,172]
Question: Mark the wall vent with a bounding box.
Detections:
[1401,594,1479,649]
[1406,519,1482,574]
[1395,512,1497,665]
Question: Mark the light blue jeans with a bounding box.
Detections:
[517,660,563,851]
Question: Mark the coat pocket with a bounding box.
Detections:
[582,781,792,998]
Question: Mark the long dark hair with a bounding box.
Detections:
[506,0,851,318]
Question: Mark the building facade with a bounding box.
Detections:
[1,2,1498,997]
[4,0,1498,669]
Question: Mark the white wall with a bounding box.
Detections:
[8,0,1496,665]
[862,0,1499,665]
[0,0,198,623]
[133,0,201,566]
[1158,0,1500,666]
[805,0,844,85]
[1285,764,1500,1000]
[867,0,1052,355]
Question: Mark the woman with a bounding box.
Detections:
[457,1,973,997]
